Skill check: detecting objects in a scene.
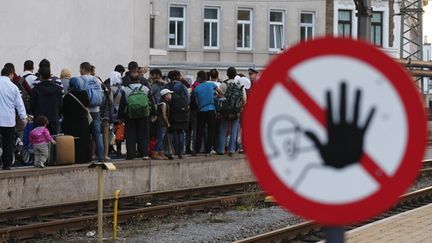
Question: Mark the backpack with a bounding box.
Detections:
[17,75,32,112]
[168,82,190,123]
[220,82,244,120]
[78,76,103,107]
[127,85,150,119]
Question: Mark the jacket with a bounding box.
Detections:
[30,80,63,121]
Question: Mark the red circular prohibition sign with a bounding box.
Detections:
[242,37,427,225]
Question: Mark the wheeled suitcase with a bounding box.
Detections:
[55,135,75,165]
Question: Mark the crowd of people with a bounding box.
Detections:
[0,58,259,170]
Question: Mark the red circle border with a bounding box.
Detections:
[242,37,427,225]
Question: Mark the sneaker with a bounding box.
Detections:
[34,163,44,168]
[205,153,210,157]
[167,155,174,160]
[178,155,184,159]
[143,156,151,160]
[2,166,11,170]
[228,152,234,157]
[216,152,224,155]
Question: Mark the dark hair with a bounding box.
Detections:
[1,67,13,76]
[80,62,92,72]
[150,68,162,77]
[24,60,34,71]
[209,69,218,80]
[227,67,237,79]
[196,71,207,82]
[38,67,51,79]
[35,115,49,127]
[4,63,15,72]
[39,59,50,69]
[128,61,139,71]
[91,65,96,72]
[114,65,125,73]
[167,70,181,81]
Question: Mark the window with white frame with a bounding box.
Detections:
[300,12,314,41]
[204,7,219,48]
[169,6,186,48]
[338,10,352,37]
[237,9,252,49]
[371,11,383,47]
[269,10,284,50]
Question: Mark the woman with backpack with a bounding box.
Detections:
[118,69,152,160]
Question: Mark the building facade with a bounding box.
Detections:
[0,0,428,78]
[149,0,327,76]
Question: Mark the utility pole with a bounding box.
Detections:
[354,0,373,40]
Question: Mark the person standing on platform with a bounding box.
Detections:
[109,65,125,157]
[154,89,174,160]
[30,67,63,135]
[0,67,27,170]
[217,67,247,156]
[62,77,91,164]
[79,62,105,162]
[193,71,223,156]
[166,70,190,159]
[30,115,56,168]
[118,69,152,160]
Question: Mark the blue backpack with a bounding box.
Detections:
[78,76,103,107]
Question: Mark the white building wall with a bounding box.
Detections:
[0,0,150,79]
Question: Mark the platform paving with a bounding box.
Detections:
[346,203,432,243]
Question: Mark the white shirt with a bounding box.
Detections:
[0,76,27,127]
[20,71,38,89]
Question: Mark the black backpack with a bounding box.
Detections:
[17,74,32,112]
[221,82,244,120]
[168,82,190,123]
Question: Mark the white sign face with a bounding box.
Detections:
[261,55,407,204]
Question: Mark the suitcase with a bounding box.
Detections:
[55,135,75,165]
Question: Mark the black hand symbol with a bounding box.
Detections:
[305,82,376,169]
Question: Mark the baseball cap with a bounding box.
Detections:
[160,89,174,96]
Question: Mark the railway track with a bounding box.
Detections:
[235,186,432,243]
[0,181,261,242]
[1,159,431,242]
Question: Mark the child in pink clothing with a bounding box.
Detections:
[30,116,56,168]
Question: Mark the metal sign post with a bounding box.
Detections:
[89,162,117,243]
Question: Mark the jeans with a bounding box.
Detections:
[90,112,104,161]
[0,127,15,168]
[195,111,216,154]
[169,129,185,156]
[155,126,166,152]
[217,118,240,154]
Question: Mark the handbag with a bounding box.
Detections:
[69,93,93,125]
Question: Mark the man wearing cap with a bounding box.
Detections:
[154,88,174,160]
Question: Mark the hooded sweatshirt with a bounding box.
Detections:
[30,80,63,121]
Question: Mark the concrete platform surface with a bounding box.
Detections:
[346,203,432,243]
[0,154,254,211]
